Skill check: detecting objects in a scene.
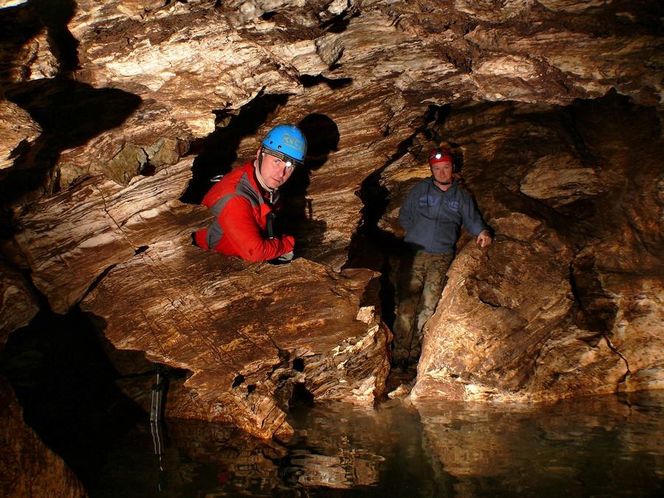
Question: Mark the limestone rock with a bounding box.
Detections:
[14,157,209,314]
[410,212,609,402]
[71,5,308,137]
[373,97,664,403]
[56,99,190,188]
[0,261,38,344]
[520,153,606,207]
[0,377,87,498]
[81,246,391,440]
[0,101,41,170]
[2,0,663,425]
[45,0,661,266]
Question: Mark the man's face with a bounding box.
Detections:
[258,151,295,189]
[430,160,453,185]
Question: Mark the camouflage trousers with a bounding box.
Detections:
[393,250,454,366]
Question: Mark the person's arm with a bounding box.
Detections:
[218,197,294,262]
[460,193,492,247]
[398,186,419,232]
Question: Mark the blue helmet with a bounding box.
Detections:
[261,124,307,165]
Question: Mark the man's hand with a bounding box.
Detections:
[476,230,492,248]
[269,251,294,265]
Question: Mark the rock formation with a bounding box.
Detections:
[82,248,390,439]
[0,101,40,170]
[0,377,87,498]
[0,261,37,345]
[397,98,663,402]
[0,0,662,446]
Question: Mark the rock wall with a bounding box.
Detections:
[0,377,87,498]
[389,97,664,402]
[0,0,662,443]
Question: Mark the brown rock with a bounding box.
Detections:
[372,97,664,403]
[14,157,209,314]
[519,153,606,207]
[0,261,38,345]
[0,377,87,498]
[0,101,41,170]
[81,246,390,439]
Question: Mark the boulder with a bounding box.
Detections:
[81,245,391,440]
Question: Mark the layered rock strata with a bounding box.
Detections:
[82,248,390,440]
[374,97,664,402]
[0,0,662,446]
[14,157,207,314]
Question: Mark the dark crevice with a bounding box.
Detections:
[289,382,314,407]
[320,8,360,34]
[478,295,501,308]
[344,104,451,332]
[603,335,632,390]
[179,92,289,204]
[292,357,305,372]
[79,263,118,305]
[0,308,145,490]
[299,74,353,89]
[232,374,245,388]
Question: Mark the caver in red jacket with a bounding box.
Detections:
[194,162,295,262]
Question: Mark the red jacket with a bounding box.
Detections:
[194,162,295,261]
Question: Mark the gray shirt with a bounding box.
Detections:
[399,178,488,254]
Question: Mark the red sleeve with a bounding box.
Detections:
[218,196,294,262]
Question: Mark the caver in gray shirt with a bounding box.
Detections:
[398,178,489,254]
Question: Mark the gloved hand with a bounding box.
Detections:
[269,251,294,265]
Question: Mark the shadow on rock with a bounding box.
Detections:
[180,93,290,204]
[279,113,340,261]
[0,309,145,492]
[1,79,141,204]
[0,0,77,87]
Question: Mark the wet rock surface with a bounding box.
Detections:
[81,246,390,440]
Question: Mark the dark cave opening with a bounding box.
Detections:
[343,104,453,377]
[0,308,147,490]
[180,92,290,205]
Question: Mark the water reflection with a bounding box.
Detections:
[93,392,664,497]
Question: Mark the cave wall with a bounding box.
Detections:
[0,0,662,442]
